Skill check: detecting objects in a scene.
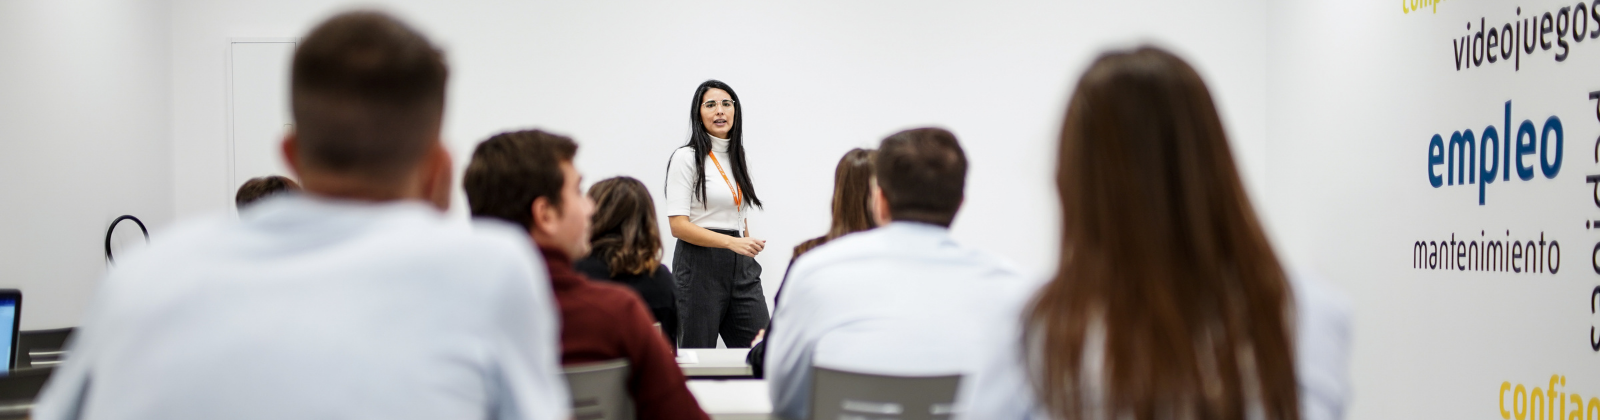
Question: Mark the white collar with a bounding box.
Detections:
[709,135,730,153]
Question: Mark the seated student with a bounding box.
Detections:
[234,175,301,208]
[964,46,1351,420]
[575,176,681,346]
[464,130,709,420]
[746,147,877,378]
[766,128,1039,420]
[32,11,568,420]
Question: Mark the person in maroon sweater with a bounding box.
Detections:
[463,129,709,420]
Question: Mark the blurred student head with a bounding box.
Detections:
[1030,46,1296,419]
[283,10,452,207]
[793,148,877,258]
[235,175,301,209]
[872,128,966,228]
[586,177,663,277]
[464,130,595,259]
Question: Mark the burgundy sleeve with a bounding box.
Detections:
[620,293,710,420]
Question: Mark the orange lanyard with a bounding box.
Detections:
[707,152,742,208]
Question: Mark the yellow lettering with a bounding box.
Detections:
[1555,375,1566,419]
[1536,388,1548,420]
[1571,393,1583,420]
[1519,385,1530,420]
[1505,382,1516,419]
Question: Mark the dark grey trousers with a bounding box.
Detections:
[672,230,768,348]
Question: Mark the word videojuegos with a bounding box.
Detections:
[1452,2,1600,70]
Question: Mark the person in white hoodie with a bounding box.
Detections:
[31,11,569,420]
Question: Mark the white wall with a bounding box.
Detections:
[169,0,1272,311]
[1267,1,1600,418]
[0,0,173,329]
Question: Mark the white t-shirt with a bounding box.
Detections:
[32,194,570,420]
[766,222,1042,420]
[665,135,747,232]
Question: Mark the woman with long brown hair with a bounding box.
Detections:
[791,148,878,258]
[745,147,878,377]
[970,46,1350,419]
[576,176,681,345]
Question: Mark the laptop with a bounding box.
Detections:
[0,290,20,371]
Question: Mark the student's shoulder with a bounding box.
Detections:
[577,280,653,319]
[410,218,543,278]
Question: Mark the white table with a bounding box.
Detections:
[687,379,771,420]
[678,348,753,377]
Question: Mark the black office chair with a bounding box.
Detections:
[17,328,73,369]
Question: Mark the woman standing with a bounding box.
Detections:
[665,80,768,348]
[577,176,680,346]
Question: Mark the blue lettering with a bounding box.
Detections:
[1429,134,1445,188]
[1480,126,1500,204]
[1449,130,1476,185]
[1540,115,1563,178]
[1517,119,1538,180]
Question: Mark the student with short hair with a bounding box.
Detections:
[765,128,1038,420]
[575,176,681,346]
[465,130,709,420]
[33,11,568,420]
[234,175,301,208]
[746,147,878,378]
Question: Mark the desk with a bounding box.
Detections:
[678,348,752,377]
[688,379,771,420]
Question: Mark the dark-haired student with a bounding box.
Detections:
[34,11,567,420]
[666,79,769,348]
[963,46,1351,420]
[766,129,1038,420]
[234,175,300,208]
[576,176,681,346]
[745,148,877,378]
[466,130,709,420]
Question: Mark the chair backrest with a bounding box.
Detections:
[562,359,634,420]
[0,366,56,419]
[17,328,73,369]
[808,366,962,420]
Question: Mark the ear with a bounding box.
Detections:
[422,144,453,211]
[281,131,302,178]
[870,182,892,227]
[529,196,555,237]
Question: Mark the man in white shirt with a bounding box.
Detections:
[766,127,1040,420]
[31,11,569,420]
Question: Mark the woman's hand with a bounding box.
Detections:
[726,237,766,257]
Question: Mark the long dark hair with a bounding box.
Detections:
[793,148,877,258]
[677,79,763,209]
[1028,46,1298,420]
[587,177,663,277]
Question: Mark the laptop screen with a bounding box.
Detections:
[0,292,20,371]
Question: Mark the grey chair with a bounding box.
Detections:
[562,359,634,420]
[17,328,73,369]
[0,366,56,419]
[808,366,962,420]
